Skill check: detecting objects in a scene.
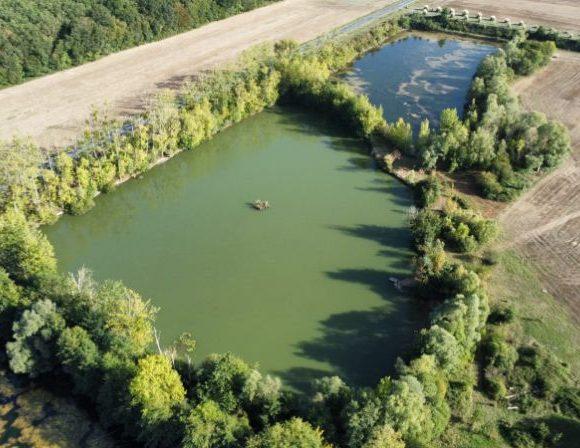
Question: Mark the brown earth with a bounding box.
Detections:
[500,50,580,322]
[435,0,580,32]
[0,0,404,150]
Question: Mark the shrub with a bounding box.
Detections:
[415,176,442,207]
[383,118,414,154]
[488,304,516,324]
[500,419,562,448]
[246,418,329,448]
[182,400,251,448]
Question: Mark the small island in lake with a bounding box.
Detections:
[252,199,270,211]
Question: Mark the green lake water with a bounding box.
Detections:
[45,34,493,389]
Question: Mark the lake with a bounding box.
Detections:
[45,33,494,389]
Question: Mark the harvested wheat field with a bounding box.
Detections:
[0,0,405,150]
[500,50,580,322]
[435,0,580,32]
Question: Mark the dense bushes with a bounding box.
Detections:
[1,13,576,447]
[410,205,497,255]
[403,11,573,202]
[416,34,570,200]
[0,0,280,87]
[414,176,442,207]
[0,196,491,447]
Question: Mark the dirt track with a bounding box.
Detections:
[436,0,580,32]
[500,50,580,322]
[0,0,397,149]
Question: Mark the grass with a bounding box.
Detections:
[485,249,580,373]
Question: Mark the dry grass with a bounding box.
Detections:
[0,371,115,448]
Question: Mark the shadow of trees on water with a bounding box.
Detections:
[266,106,429,392]
[276,224,430,392]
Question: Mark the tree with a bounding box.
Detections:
[384,118,413,154]
[246,418,329,448]
[239,370,282,429]
[0,210,56,286]
[0,138,43,212]
[57,325,101,394]
[362,424,405,448]
[0,267,25,340]
[308,376,352,444]
[181,400,250,448]
[6,299,65,377]
[419,325,463,373]
[61,275,157,357]
[128,354,186,425]
[380,376,435,445]
[194,353,252,413]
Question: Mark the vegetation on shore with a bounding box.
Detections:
[389,15,572,201]
[0,11,578,448]
[0,0,281,87]
[402,9,580,52]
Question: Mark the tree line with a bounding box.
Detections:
[0,0,279,87]
[0,20,402,225]
[402,9,580,52]
[0,200,492,447]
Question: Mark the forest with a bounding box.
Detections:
[0,11,578,448]
[0,0,278,86]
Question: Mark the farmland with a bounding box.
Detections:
[435,0,580,32]
[0,0,397,150]
[501,50,580,322]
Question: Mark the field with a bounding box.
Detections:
[435,0,580,32]
[0,0,399,150]
[499,50,580,322]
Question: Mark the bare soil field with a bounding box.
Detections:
[0,0,401,150]
[435,0,580,32]
[500,50,580,322]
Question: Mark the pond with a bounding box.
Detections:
[343,32,495,128]
[45,33,494,390]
